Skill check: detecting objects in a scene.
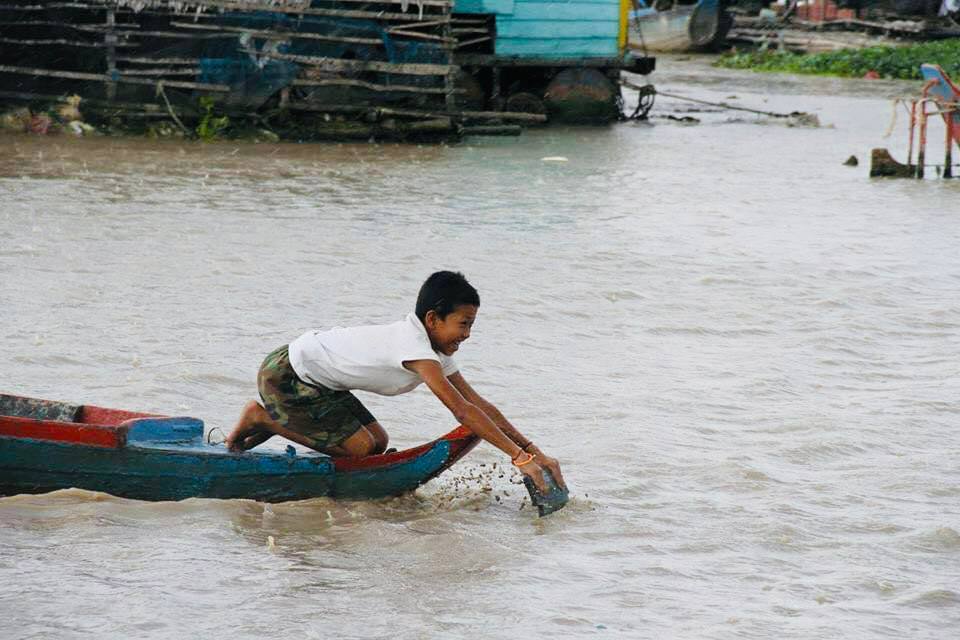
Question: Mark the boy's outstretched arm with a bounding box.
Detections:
[447,372,566,491]
[404,360,565,492]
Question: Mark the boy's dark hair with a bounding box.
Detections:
[415,271,480,321]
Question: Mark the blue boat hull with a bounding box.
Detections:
[0,395,478,502]
[0,437,459,502]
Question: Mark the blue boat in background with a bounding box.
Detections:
[0,394,478,502]
[629,0,732,52]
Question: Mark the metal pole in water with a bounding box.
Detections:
[917,101,928,179]
[945,113,954,179]
[907,100,917,168]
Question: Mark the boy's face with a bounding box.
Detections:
[425,304,478,356]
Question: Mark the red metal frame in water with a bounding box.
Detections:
[909,65,960,179]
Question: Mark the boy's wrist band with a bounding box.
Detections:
[521,441,535,452]
[512,451,536,467]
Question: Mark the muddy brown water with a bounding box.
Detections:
[2,56,959,638]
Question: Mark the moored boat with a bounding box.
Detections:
[629,0,732,53]
[0,393,478,502]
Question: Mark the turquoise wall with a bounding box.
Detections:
[454,0,515,11]
[453,0,621,59]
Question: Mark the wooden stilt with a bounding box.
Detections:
[105,7,117,102]
[442,1,456,112]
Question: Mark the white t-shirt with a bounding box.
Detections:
[288,313,459,396]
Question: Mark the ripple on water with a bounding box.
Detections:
[898,589,960,609]
[645,325,776,337]
[903,527,960,553]
[781,440,871,464]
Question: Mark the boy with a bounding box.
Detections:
[226,271,565,493]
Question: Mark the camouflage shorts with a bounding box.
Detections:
[257,345,376,450]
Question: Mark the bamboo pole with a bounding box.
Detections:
[456,36,491,49]
[0,19,137,27]
[116,56,198,64]
[112,28,237,38]
[0,2,96,9]
[264,52,453,77]
[118,68,200,76]
[292,78,458,96]
[98,0,452,23]
[379,106,547,123]
[404,117,453,133]
[387,19,448,31]
[284,101,547,123]
[168,20,382,45]
[0,37,137,47]
[385,29,455,43]
[457,109,546,123]
[0,64,230,91]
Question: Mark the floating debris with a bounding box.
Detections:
[0,100,97,136]
[665,115,700,124]
[0,107,30,133]
[57,95,83,123]
[786,113,821,128]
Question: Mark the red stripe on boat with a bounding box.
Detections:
[332,426,476,472]
[0,415,126,448]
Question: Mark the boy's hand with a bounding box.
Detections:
[518,461,548,494]
[527,446,567,491]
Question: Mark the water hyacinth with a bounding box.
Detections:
[716,38,960,80]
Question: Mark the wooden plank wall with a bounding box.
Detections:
[453,0,621,58]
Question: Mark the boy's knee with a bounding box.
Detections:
[366,422,388,454]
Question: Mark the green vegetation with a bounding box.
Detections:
[196,96,230,141]
[716,38,960,80]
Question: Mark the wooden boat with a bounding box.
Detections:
[0,393,479,502]
[629,0,732,53]
[920,63,960,147]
